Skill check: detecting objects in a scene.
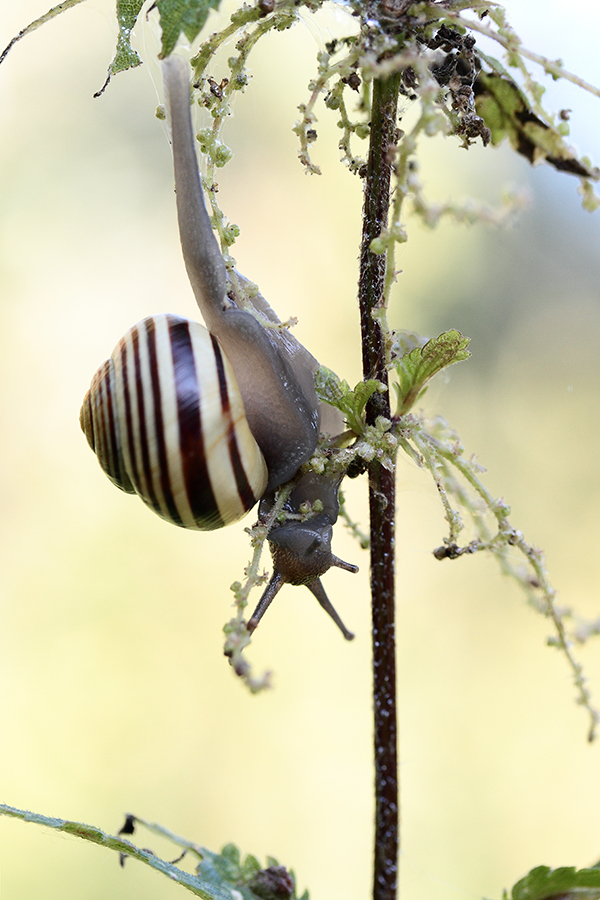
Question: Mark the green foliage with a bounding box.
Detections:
[199,843,308,900]
[392,330,471,415]
[3,1,600,897]
[509,865,600,900]
[315,367,385,436]
[401,411,599,742]
[96,0,145,96]
[93,0,223,93]
[155,0,223,59]
[3,0,599,215]
[475,62,600,182]
[0,805,307,900]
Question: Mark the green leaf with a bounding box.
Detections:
[315,367,385,436]
[240,853,262,879]
[474,69,600,181]
[511,865,600,900]
[113,0,145,74]
[392,330,430,357]
[155,0,222,59]
[392,330,470,415]
[94,0,145,96]
[197,844,303,900]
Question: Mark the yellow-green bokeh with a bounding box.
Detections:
[1,2,599,900]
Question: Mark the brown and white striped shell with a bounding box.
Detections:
[80,314,267,530]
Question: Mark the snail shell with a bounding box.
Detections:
[80,314,267,530]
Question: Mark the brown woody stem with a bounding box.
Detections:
[359,70,401,900]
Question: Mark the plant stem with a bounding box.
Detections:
[0,0,87,66]
[359,71,401,900]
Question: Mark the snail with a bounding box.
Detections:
[80,55,357,640]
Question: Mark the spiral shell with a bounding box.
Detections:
[80,313,268,530]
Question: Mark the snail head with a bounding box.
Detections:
[248,475,358,640]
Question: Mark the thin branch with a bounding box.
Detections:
[415,427,600,743]
[0,0,87,67]
[359,67,401,900]
[0,804,217,899]
[440,8,600,99]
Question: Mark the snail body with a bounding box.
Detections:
[253,472,357,641]
[163,55,320,493]
[80,56,357,639]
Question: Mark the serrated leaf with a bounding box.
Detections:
[94,0,144,97]
[155,0,222,59]
[197,844,303,900]
[474,70,600,180]
[393,330,470,415]
[314,366,350,408]
[315,367,385,435]
[352,380,385,422]
[196,847,252,898]
[113,0,145,73]
[392,330,430,358]
[511,865,600,900]
[240,854,262,879]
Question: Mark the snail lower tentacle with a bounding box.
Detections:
[249,474,358,638]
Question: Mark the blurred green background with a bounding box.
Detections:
[1,2,599,899]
